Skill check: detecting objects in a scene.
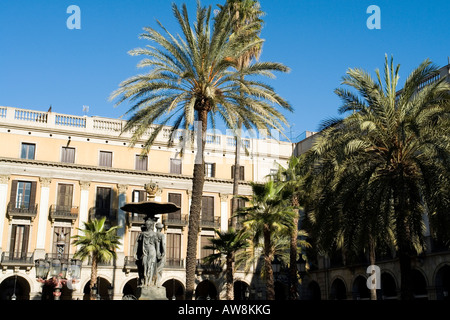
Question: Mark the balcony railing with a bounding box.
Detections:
[0,106,254,152]
[126,212,146,226]
[200,216,220,229]
[165,258,185,269]
[89,207,117,225]
[196,259,222,273]
[45,253,73,263]
[49,205,79,223]
[162,214,189,228]
[7,202,38,221]
[1,252,34,267]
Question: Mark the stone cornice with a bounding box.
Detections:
[0,156,251,186]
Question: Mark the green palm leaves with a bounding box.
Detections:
[72,217,121,292]
[110,2,291,152]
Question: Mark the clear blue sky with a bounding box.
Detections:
[1,0,449,141]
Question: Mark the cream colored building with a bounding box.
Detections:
[0,105,293,300]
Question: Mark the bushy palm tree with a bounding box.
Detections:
[237,180,296,300]
[72,217,121,298]
[110,1,291,300]
[305,55,450,299]
[202,228,250,300]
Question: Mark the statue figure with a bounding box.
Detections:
[134,218,159,287]
[155,222,166,283]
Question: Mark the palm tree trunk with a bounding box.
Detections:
[264,225,275,300]
[289,215,299,300]
[231,120,242,228]
[393,173,414,300]
[185,108,208,300]
[289,194,300,299]
[369,236,377,300]
[90,254,98,300]
[226,253,234,300]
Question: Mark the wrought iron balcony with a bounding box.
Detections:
[196,259,222,274]
[165,258,185,269]
[49,205,79,224]
[162,214,188,228]
[126,212,146,227]
[1,252,34,272]
[89,207,117,226]
[7,202,38,221]
[200,216,220,229]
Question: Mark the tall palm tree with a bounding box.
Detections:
[71,217,121,298]
[237,180,296,300]
[305,55,450,300]
[276,155,305,299]
[218,1,265,229]
[202,228,250,300]
[110,2,292,300]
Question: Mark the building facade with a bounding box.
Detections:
[0,105,293,300]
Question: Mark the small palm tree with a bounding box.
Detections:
[72,217,121,299]
[237,180,296,300]
[202,228,250,300]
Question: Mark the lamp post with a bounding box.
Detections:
[35,258,82,300]
[272,256,281,278]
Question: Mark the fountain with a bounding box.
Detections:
[120,182,180,300]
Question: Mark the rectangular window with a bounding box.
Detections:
[20,143,35,160]
[99,151,113,167]
[167,233,182,266]
[56,184,73,210]
[170,158,182,174]
[205,163,216,178]
[16,181,32,209]
[96,187,111,217]
[201,196,214,222]
[231,165,245,180]
[135,155,148,171]
[132,190,147,203]
[168,193,182,220]
[9,224,30,259]
[61,147,75,163]
[200,235,214,259]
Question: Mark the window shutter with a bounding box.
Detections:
[202,196,214,222]
[212,163,216,178]
[22,225,30,257]
[29,181,37,209]
[231,165,244,180]
[139,190,146,202]
[9,225,17,255]
[168,193,181,219]
[10,180,18,206]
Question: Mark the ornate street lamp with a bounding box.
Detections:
[108,285,114,300]
[272,256,281,275]
[35,258,82,300]
[35,259,50,280]
[296,256,306,274]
